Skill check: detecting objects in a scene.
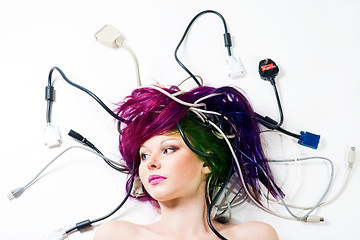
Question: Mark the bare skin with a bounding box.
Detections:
[93,133,278,240]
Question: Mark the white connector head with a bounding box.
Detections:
[44,124,61,148]
[348,146,356,169]
[7,187,25,200]
[226,56,245,78]
[94,24,124,48]
[42,228,66,240]
[305,215,324,223]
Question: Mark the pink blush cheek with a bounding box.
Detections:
[168,154,203,183]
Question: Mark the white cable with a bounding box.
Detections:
[137,85,206,108]
[119,42,142,86]
[188,108,235,139]
[267,147,355,210]
[95,25,142,87]
[194,93,224,104]
[190,107,223,117]
[267,157,334,209]
[177,75,204,87]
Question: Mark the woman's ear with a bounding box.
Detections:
[201,163,211,174]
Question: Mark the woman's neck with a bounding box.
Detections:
[155,187,214,237]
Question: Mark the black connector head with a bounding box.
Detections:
[258,58,279,84]
[68,129,85,143]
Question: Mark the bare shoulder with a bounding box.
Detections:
[93,220,140,240]
[221,221,278,240]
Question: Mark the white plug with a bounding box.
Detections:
[44,124,61,148]
[305,215,324,222]
[7,187,25,200]
[94,24,125,48]
[348,146,356,169]
[42,228,66,240]
[226,56,245,78]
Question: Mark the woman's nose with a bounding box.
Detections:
[146,154,161,170]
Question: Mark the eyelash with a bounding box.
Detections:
[163,146,177,154]
[140,153,149,161]
[140,146,178,161]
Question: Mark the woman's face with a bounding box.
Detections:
[138,131,210,203]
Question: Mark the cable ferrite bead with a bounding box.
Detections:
[223,33,232,48]
[76,219,92,231]
[45,86,55,101]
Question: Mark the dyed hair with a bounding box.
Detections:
[115,85,283,208]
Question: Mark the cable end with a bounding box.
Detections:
[68,129,95,149]
[95,24,124,48]
[7,187,25,200]
[297,131,320,149]
[7,191,16,200]
[348,146,356,169]
[226,56,245,78]
[304,215,324,223]
[42,228,66,240]
[44,124,62,148]
[258,58,279,83]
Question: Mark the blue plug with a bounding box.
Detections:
[298,131,320,149]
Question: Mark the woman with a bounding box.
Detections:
[93,85,282,240]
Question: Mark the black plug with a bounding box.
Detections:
[68,129,95,149]
[258,58,279,85]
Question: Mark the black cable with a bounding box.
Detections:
[254,80,284,130]
[45,85,55,124]
[255,113,300,139]
[64,161,136,235]
[174,10,232,86]
[207,157,234,240]
[277,127,300,139]
[219,110,300,141]
[46,66,126,123]
[68,129,128,172]
[176,118,231,239]
[176,122,216,159]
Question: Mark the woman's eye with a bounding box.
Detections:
[163,147,176,154]
[140,153,149,160]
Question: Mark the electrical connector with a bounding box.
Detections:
[348,146,356,169]
[7,187,25,200]
[42,228,66,240]
[94,24,124,48]
[304,215,324,223]
[258,58,279,84]
[68,129,95,149]
[44,124,61,148]
[226,56,245,78]
[297,131,320,149]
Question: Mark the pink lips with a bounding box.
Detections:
[148,175,167,185]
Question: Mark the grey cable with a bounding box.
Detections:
[8,145,126,199]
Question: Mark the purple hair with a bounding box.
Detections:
[115,85,283,207]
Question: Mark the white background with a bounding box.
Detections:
[1,0,359,239]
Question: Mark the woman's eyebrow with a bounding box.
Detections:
[160,138,182,145]
[139,145,149,152]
